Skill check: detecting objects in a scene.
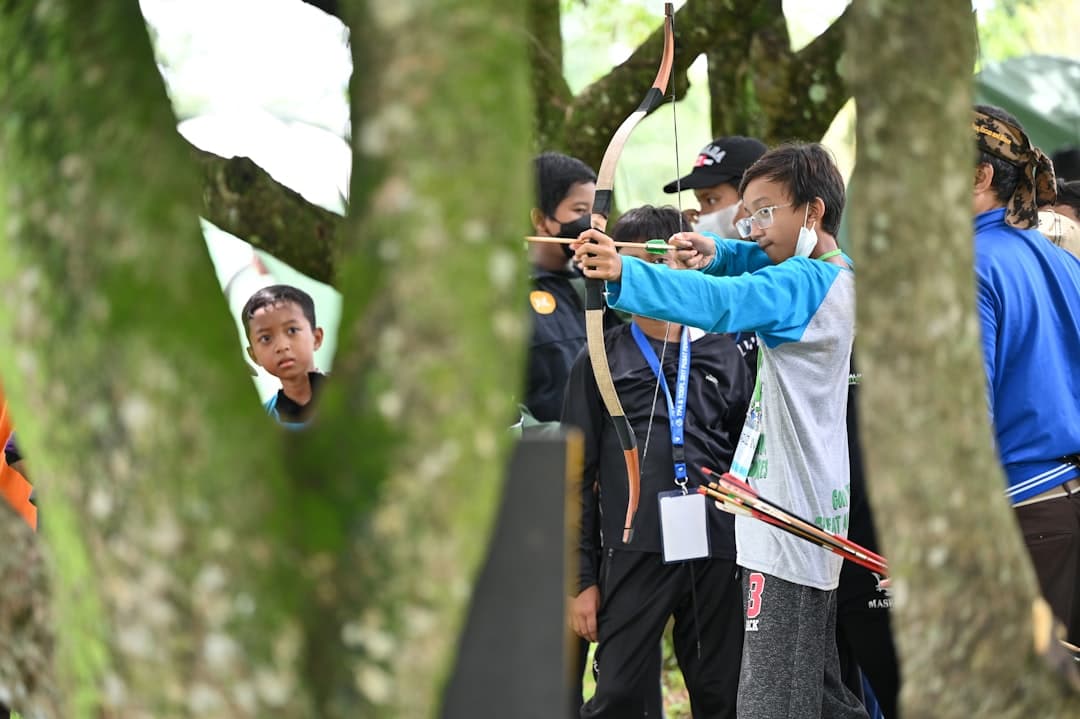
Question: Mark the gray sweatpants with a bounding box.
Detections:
[737,570,868,719]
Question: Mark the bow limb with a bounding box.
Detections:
[586,3,675,544]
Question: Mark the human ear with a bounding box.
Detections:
[529,207,548,234]
[808,197,826,228]
[313,327,324,351]
[246,345,259,366]
[974,163,994,192]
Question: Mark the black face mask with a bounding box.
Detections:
[551,214,592,258]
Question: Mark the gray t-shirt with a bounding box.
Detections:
[737,271,855,590]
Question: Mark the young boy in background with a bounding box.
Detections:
[242,284,326,428]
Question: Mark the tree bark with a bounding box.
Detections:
[0,505,55,717]
[194,144,342,284]
[703,0,772,142]
[713,0,851,144]
[848,2,1079,716]
[765,2,849,143]
[563,0,852,171]
[311,0,533,716]
[527,0,571,151]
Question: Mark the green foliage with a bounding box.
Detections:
[560,0,676,94]
[974,0,1080,66]
[976,0,1039,65]
[660,625,692,717]
[579,624,697,718]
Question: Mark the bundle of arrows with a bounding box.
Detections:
[698,467,889,576]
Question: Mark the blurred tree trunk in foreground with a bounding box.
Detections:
[0,0,530,717]
[849,2,1078,716]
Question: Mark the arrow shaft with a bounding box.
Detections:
[525,236,675,251]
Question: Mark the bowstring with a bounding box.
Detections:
[661,16,700,659]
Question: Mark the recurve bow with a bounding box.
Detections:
[585,3,675,544]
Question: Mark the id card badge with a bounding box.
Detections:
[658,490,709,563]
[729,406,761,480]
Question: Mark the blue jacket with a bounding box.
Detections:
[975,208,1080,503]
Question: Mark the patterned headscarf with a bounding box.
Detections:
[973,109,1057,229]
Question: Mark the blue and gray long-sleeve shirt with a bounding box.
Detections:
[605,235,855,590]
[975,208,1080,504]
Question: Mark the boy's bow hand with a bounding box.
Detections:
[571,228,623,282]
[669,231,716,270]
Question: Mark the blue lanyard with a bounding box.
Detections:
[631,323,691,485]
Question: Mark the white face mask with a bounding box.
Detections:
[794,204,818,258]
[694,201,741,239]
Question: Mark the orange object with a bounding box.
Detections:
[0,385,36,530]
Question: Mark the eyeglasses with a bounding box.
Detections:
[735,204,792,238]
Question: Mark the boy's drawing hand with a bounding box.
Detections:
[571,229,623,282]
[568,584,600,642]
[669,231,716,270]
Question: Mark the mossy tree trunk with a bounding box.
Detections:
[333,0,531,715]
[0,2,318,717]
[848,2,1078,716]
[0,1,530,717]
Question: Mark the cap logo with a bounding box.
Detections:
[694,146,727,168]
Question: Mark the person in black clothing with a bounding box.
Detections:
[526,151,620,715]
[1052,146,1080,183]
[1053,178,1080,224]
[835,364,900,719]
[564,205,752,719]
[525,152,622,423]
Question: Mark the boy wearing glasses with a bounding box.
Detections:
[572,143,867,718]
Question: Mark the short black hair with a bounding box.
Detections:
[534,152,597,217]
[1052,146,1080,183]
[611,205,687,244]
[1056,179,1080,216]
[974,103,1024,205]
[739,143,846,236]
[241,284,317,333]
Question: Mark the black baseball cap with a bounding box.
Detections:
[663,136,768,193]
